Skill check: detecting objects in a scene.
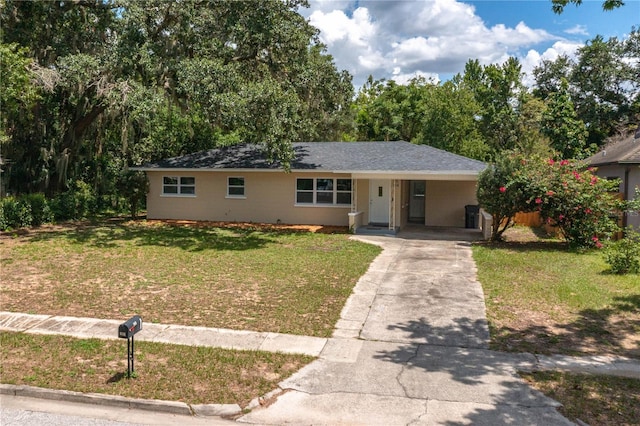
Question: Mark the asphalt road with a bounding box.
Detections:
[0,395,233,426]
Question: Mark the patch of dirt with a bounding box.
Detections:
[502,225,559,243]
[490,303,640,358]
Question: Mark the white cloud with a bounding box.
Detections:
[392,71,440,86]
[308,8,375,47]
[564,24,589,36]
[307,0,561,88]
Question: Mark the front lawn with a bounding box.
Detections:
[0,220,381,337]
[0,219,379,406]
[0,331,312,407]
[521,371,640,426]
[473,227,640,357]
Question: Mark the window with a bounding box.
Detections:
[227,177,245,197]
[316,178,334,204]
[336,179,352,204]
[163,176,195,196]
[296,178,352,206]
[296,179,314,203]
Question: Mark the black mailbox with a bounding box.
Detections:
[118,315,142,339]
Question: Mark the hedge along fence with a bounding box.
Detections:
[509,192,625,240]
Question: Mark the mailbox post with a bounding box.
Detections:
[118,315,142,378]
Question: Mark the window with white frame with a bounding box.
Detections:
[162,176,195,196]
[296,178,352,206]
[227,176,245,197]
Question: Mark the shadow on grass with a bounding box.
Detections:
[474,239,570,253]
[18,221,286,252]
[491,295,640,358]
[106,372,127,384]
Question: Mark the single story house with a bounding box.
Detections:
[132,141,487,233]
[586,132,640,229]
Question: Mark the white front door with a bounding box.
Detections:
[369,179,390,225]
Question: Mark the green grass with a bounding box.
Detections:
[521,371,640,426]
[0,331,312,407]
[473,236,640,356]
[0,221,381,337]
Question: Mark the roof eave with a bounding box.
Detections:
[350,171,482,181]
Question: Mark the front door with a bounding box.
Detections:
[369,179,390,225]
[409,180,426,223]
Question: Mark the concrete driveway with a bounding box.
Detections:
[239,229,573,425]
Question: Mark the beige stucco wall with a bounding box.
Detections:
[596,164,640,229]
[146,171,351,226]
[145,172,481,229]
[424,181,479,227]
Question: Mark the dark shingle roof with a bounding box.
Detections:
[587,134,640,166]
[136,142,486,173]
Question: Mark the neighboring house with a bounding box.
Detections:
[586,132,640,229]
[132,141,487,234]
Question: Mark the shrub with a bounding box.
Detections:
[23,193,53,226]
[0,196,32,229]
[50,180,97,221]
[603,228,640,274]
[0,202,5,230]
[533,160,620,248]
[477,151,536,241]
[478,155,621,248]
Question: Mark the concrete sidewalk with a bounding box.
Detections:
[2,230,639,425]
[2,311,638,380]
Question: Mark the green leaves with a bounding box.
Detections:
[478,154,622,247]
[551,0,625,14]
[533,30,639,149]
[477,151,533,240]
[1,0,353,199]
[541,80,588,159]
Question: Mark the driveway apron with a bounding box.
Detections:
[238,230,573,425]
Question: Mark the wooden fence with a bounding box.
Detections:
[513,211,542,227]
[511,192,625,240]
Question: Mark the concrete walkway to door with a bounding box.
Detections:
[238,228,575,425]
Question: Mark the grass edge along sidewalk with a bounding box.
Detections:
[0,331,314,410]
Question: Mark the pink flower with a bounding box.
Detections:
[560,160,569,166]
[585,208,592,214]
[499,186,506,193]
[590,176,597,185]
[548,159,555,165]
[546,190,555,196]
[558,214,565,221]
[535,198,542,204]
[595,241,603,249]
[592,236,599,242]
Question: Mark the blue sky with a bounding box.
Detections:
[303,0,639,87]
